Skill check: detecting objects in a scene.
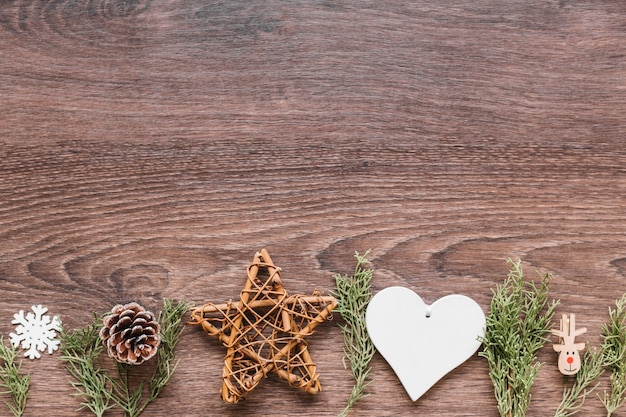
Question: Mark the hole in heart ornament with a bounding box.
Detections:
[366,286,486,401]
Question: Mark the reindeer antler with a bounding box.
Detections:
[553,314,581,341]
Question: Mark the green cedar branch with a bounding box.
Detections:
[332,250,376,417]
[479,259,559,417]
[59,313,113,417]
[600,293,626,416]
[0,336,30,417]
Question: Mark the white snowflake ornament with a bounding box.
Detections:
[9,305,62,360]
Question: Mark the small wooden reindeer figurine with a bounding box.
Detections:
[552,313,587,375]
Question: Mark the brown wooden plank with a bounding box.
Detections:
[1,1,626,415]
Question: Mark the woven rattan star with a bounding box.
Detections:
[190,249,337,403]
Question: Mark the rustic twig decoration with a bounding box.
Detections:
[189,249,337,404]
[552,313,587,376]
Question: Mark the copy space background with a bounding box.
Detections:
[1,1,626,416]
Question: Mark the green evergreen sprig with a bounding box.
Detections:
[60,298,190,417]
[332,250,376,417]
[600,293,626,416]
[0,336,30,417]
[59,313,113,417]
[554,345,604,417]
[479,259,559,417]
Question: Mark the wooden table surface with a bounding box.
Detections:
[2,1,626,416]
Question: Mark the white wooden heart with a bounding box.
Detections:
[366,286,486,401]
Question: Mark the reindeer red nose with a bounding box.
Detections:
[567,356,574,364]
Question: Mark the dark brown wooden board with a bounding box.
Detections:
[1,1,626,416]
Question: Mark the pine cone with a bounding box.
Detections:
[99,302,161,365]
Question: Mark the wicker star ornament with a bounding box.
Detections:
[190,249,337,403]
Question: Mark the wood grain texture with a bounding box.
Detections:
[1,1,626,415]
